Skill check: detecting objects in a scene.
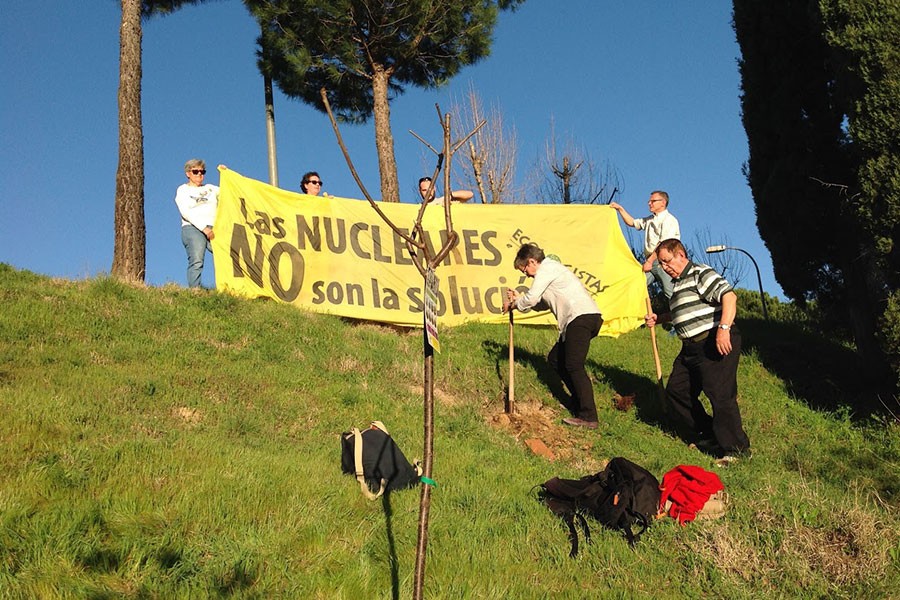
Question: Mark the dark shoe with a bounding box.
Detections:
[558,396,578,416]
[689,438,724,456]
[562,417,598,430]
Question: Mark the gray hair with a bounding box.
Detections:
[184,158,205,172]
[513,242,545,270]
[651,190,669,206]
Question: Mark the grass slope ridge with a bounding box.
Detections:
[0,264,897,599]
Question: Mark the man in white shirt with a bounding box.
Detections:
[503,243,603,429]
[610,190,681,300]
[418,177,474,206]
[174,159,218,288]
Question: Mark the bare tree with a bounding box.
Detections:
[448,84,518,204]
[688,227,749,288]
[528,119,622,205]
[320,86,485,600]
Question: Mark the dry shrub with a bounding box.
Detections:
[689,478,899,593]
[288,406,322,437]
[407,384,461,408]
[689,519,771,584]
[776,478,898,586]
[784,505,896,586]
[432,386,460,407]
[336,355,370,375]
[173,406,202,425]
[132,422,164,438]
[209,334,252,351]
[89,350,112,365]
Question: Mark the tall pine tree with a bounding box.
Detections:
[246,0,523,203]
[112,0,219,282]
[113,0,146,282]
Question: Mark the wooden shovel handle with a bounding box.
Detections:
[646,298,663,381]
[507,310,515,413]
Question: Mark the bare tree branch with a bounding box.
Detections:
[319,87,422,251]
[449,83,518,203]
[688,226,749,288]
[530,118,623,204]
[809,176,862,200]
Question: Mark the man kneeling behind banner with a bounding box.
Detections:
[210,168,647,337]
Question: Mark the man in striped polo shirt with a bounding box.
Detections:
[644,238,750,462]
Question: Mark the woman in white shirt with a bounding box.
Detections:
[174,159,218,288]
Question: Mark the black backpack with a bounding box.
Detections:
[537,457,661,556]
[341,421,422,499]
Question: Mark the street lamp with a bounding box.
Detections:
[705,245,769,320]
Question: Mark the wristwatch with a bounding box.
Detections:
[718,323,731,330]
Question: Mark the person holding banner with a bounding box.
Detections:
[300,171,331,197]
[503,243,603,429]
[644,238,750,464]
[174,158,218,288]
[418,177,473,206]
[609,190,680,300]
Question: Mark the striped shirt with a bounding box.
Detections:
[669,262,733,340]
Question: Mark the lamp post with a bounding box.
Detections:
[705,245,769,320]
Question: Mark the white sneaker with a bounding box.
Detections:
[714,455,739,467]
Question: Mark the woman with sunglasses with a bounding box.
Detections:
[174,158,219,288]
[300,171,330,197]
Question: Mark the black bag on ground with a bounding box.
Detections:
[537,457,661,555]
[341,421,422,500]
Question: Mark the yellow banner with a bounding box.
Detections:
[212,168,648,336]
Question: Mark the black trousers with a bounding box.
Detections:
[666,329,750,454]
[548,314,602,422]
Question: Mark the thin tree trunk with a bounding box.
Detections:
[372,67,400,202]
[413,332,435,600]
[112,0,146,282]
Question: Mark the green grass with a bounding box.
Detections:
[0,263,898,599]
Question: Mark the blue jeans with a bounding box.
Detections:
[182,225,212,288]
[646,260,675,299]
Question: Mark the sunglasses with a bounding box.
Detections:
[190,169,206,175]
[305,180,323,186]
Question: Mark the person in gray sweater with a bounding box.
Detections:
[503,242,603,429]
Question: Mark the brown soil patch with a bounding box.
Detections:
[612,392,635,412]
[487,399,603,469]
[173,406,202,425]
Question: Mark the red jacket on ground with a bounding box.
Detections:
[659,465,724,525]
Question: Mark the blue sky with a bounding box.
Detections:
[0,1,785,298]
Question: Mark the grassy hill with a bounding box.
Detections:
[0,263,897,599]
